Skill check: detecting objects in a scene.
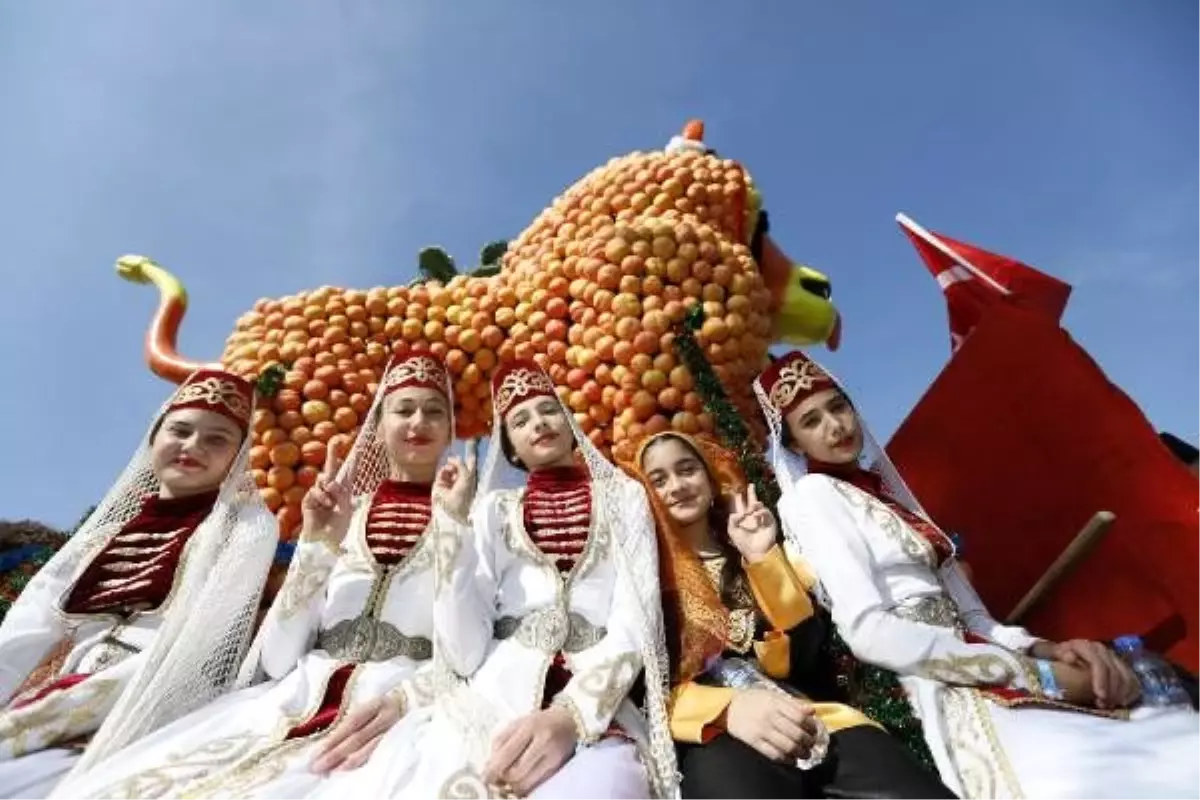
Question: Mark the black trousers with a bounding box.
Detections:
[678,725,957,799]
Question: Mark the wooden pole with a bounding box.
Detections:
[1006,511,1116,625]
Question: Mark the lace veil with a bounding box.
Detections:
[51,372,277,794]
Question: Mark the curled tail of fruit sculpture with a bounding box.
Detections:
[123,120,841,539]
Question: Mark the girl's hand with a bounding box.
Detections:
[300,448,353,549]
[727,485,778,563]
[432,448,477,523]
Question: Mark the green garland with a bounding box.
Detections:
[673,305,938,773]
[676,306,779,509]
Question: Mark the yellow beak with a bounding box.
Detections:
[775,265,841,350]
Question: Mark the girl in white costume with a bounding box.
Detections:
[63,352,474,798]
[335,357,677,798]
[754,349,1200,799]
[0,368,277,799]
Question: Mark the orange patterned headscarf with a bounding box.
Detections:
[616,431,747,684]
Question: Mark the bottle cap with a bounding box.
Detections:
[1113,635,1144,652]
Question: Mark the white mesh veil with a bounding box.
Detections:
[237,355,459,686]
[340,358,457,500]
[753,353,957,585]
[50,373,278,796]
[475,377,679,799]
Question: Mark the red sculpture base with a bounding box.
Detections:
[888,305,1198,671]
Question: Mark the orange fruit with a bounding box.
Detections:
[274,390,302,413]
[248,445,270,470]
[261,427,288,448]
[296,465,320,488]
[278,504,303,536]
[301,400,332,426]
[301,440,327,466]
[277,410,304,431]
[333,407,358,432]
[260,487,284,512]
[267,465,295,490]
[269,442,301,468]
[252,410,274,434]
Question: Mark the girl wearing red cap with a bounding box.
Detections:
[755,350,1199,798]
[62,354,476,799]
[0,369,278,798]
[347,358,675,798]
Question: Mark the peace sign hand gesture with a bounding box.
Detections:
[432,444,477,524]
[300,447,353,549]
[726,484,778,563]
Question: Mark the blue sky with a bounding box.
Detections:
[1,1,1195,529]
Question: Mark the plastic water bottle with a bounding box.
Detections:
[1113,635,1191,708]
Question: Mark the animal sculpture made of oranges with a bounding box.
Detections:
[121,120,842,539]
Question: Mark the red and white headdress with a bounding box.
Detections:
[163,368,255,433]
[336,352,455,498]
[753,350,932,540]
[380,353,452,402]
[490,359,558,420]
[754,350,837,419]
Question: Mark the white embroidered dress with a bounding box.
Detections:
[756,355,1200,799]
[0,371,277,800]
[65,494,461,799]
[324,366,678,799]
[63,358,469,799]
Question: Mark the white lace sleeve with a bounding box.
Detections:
[553,518,645,741]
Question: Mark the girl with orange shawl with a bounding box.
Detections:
[618,431,953,798]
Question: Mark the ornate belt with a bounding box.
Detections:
[493,608,607,654]
[318,617,432,664]
[892,595,961,630]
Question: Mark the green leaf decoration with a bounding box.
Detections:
[470,265,502,278]
[256,363,287,398]
[418,247,458,283]
[671,309,777,508]
[479,240,508,266]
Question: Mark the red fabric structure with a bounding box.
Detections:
[888,305,1198,671]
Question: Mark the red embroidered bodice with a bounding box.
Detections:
[365,480,432,565]
[62,490,218,615]
[523,466,592,574]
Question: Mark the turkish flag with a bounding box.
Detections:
[897,214,1073,352]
